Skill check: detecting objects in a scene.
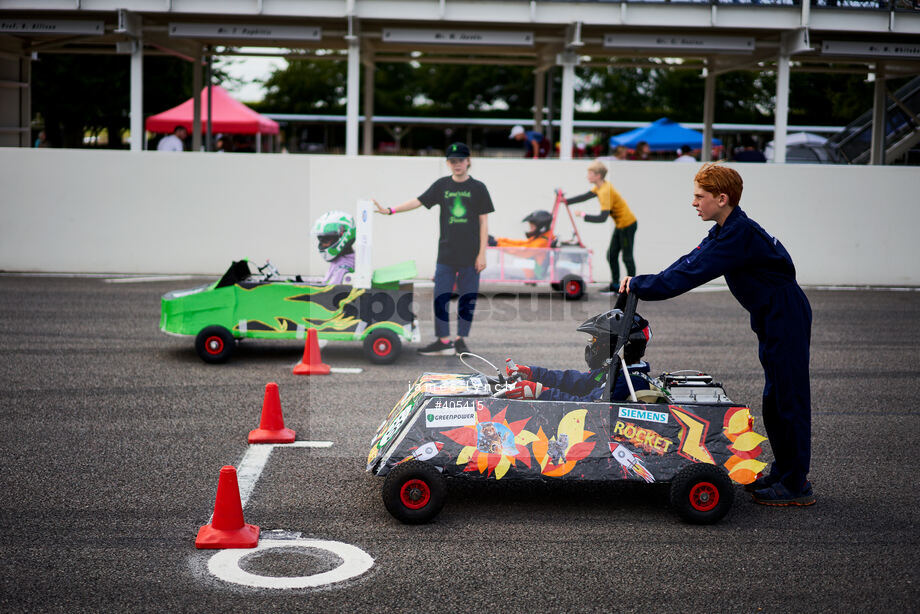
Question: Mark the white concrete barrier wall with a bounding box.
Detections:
[1,148,918,286]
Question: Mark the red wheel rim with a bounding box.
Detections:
[399,479,431,510]
[689,482,720,512]
[566,281,581,296]
[373,337,392,357]
[205,336,224,355]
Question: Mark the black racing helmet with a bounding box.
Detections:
[577,308,651,369]
[522,210,553,238]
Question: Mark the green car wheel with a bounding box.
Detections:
[363,329,401,365]
[195,326,236,364]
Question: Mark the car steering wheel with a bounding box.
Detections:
[458,352,511,397]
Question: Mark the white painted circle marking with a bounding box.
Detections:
[207,539,374,589]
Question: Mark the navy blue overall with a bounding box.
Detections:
[529,362,651,403]
[630,206,812,491]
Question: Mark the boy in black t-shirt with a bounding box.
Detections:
[374,142,495,356]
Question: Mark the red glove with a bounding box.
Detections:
[505,380,543,400]
[505,360,532,380]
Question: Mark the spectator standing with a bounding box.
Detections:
[612,145,628,160]
[374,142,494,356]
[630,141,651,160]
[674,145,696,163]
[510,125,549,159]
[733,138,767,163]
[157,125,187,152]
[566,160,638,295]
[34,130,49,148]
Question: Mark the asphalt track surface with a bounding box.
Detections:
[1,275,918,613]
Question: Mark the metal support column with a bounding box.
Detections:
[19,50,30,148]
[206,52,213,152]
[534,69,545,133]
[772,51,791,164]
[870,63,886,166]
[702,65,715,163]
[545,67,555,146]
[558,51,578,161]
[192,46,202,152]
[345,18,360,157]
[362,57,374,155]
[129,21,143,152]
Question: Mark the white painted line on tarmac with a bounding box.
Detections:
[236,444,275,509]
[208,539,374,589]
[208,441,334,521]
[330,367,364,374]
[103,275,199,283]
[275,440,334,448]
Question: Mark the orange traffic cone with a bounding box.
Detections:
[195,465,260,549]
[248,382,296,444]
[293,327,330,375]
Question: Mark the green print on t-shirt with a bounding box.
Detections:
[445,190,471,224]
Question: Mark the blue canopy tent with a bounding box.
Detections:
[609,118,721,151]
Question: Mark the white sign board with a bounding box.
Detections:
[383,28,533,46]
[604,33,754,53]
[353,200,374,290]
[821,40,920,59]
[169,23,321,41]
[0,19,103,35]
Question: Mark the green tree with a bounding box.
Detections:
[259,58,348,113]
[31,53,231,148]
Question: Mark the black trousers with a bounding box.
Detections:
[608,221,637,285]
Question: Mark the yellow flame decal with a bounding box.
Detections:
[724,407,752,440]
[731,431,767,452]
[727,459,769,485]
[457,446,475,466]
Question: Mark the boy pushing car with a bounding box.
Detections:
[620,163,814,507]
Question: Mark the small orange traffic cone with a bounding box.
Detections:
[195,465,260,549]
[293,327,330,375]
[248,382,296,444]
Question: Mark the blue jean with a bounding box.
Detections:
[433,263,480,338]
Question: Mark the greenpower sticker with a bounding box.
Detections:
[426,405,476,428]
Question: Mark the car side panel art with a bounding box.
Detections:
[370,384,767,485]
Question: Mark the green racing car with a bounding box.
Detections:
[160,258,419,365]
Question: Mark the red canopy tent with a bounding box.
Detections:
[145,85,279,137]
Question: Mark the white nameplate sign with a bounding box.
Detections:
[822,40,920,59]
[604,33,754,53]
[169,23,321,41]
[383,28,533,46]
[0,19,103,35]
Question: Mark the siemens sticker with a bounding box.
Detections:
[426,406,476,428]
[618,407,669,424]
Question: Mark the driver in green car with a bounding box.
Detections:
[312,210,357,285]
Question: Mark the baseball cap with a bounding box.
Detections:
[446,142,471,159]
[509,125,525,138]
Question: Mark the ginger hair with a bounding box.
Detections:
[694,162,743,207]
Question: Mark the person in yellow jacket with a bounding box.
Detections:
[566,160,637,294]
[488,210,554,279]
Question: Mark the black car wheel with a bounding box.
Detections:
[382,461,446,524]
[363,329,402,365]
[669,463,734,525]
[561,275,585,301]
[195,326,235,364]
